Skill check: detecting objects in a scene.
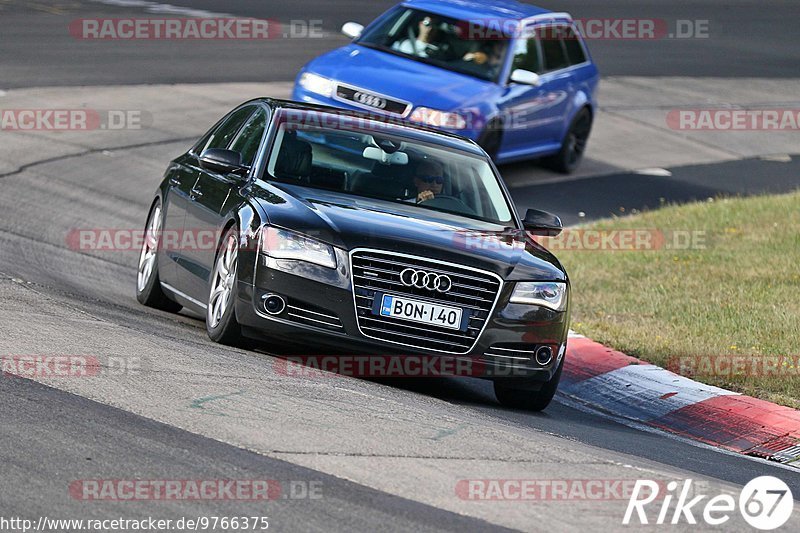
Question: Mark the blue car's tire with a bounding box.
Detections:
[477,119,503,161]
[547,108,592,174]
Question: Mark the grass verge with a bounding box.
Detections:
[553,191,800,408]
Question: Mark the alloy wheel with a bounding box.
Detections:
[137,205,161,293]
[207,234,238,328]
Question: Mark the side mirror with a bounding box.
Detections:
[509,69,542,87]
[341,22,364,39]
[199,148,249,177]
[523,208,562,236]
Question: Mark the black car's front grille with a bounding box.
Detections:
[335,85,410,116]
[350,250,502,354]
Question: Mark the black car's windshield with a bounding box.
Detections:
[358,7,509,82]
[264,112,514,225]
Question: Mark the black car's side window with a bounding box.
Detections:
[511,31,543,74]
[201,105,256,153]
[229,107,268,167]
[540,25,570,72]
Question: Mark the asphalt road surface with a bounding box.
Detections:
[1,1,799,531]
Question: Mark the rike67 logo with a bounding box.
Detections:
[624,476,793,529]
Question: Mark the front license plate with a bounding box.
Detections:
[379,294,462,330]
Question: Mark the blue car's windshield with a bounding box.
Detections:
[264,110,514,225]
[358,7,510,82]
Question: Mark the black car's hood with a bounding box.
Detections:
[252,182,566,282]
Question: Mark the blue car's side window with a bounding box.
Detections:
[511,31,543,74]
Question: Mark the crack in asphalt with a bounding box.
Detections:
[0,136,195,179]
[268,450,614,463]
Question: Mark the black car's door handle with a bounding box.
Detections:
[169,177,180,186]
[190,185,203,198]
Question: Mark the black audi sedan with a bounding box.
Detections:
[137,99,570,411]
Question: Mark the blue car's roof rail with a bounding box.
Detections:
[521,12,573,24]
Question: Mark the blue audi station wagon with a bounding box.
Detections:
[292,0,599,172]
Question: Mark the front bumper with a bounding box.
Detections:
[236,252,569,386]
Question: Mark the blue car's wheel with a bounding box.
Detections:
[548,108,592,174]
[477,118,503,161]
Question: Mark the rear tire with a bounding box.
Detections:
[546,108,592,174]
[493,356,564,411]
[136,199,182,312]
[206,226,244,346]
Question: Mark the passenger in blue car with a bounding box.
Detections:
[463,41,505,78]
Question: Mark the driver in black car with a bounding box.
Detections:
[413,159,445,203]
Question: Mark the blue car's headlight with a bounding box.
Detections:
[409,107,467,129]
[509,282,567,311]
[298,72,335,98]
[261,227,337,269]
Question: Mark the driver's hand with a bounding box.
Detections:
[463,51,488,64]
[417,190,435,203]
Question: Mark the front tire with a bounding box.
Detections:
[477,119,503,161]
[206,226,243,345]
[136,199,182,312]
[546,108,592,174]
[493,356,564,411]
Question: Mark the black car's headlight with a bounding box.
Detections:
[261,227,337,269]
[509,282,567,311]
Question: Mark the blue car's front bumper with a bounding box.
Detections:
[291,86,485,142]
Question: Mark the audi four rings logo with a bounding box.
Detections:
[400,268,452,293]
[353,91,387,109]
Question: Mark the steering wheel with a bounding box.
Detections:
[418,194,476,215]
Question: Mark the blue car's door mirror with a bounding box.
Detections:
[510,69,542,87]
[342,22,364,39]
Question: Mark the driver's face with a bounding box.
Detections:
[414,164,444,194]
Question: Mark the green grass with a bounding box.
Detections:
[556,191,800,407]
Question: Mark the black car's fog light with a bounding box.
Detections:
[262,294,287,315]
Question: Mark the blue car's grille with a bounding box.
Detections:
[350,249,502,354]
[335,84,410,116]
